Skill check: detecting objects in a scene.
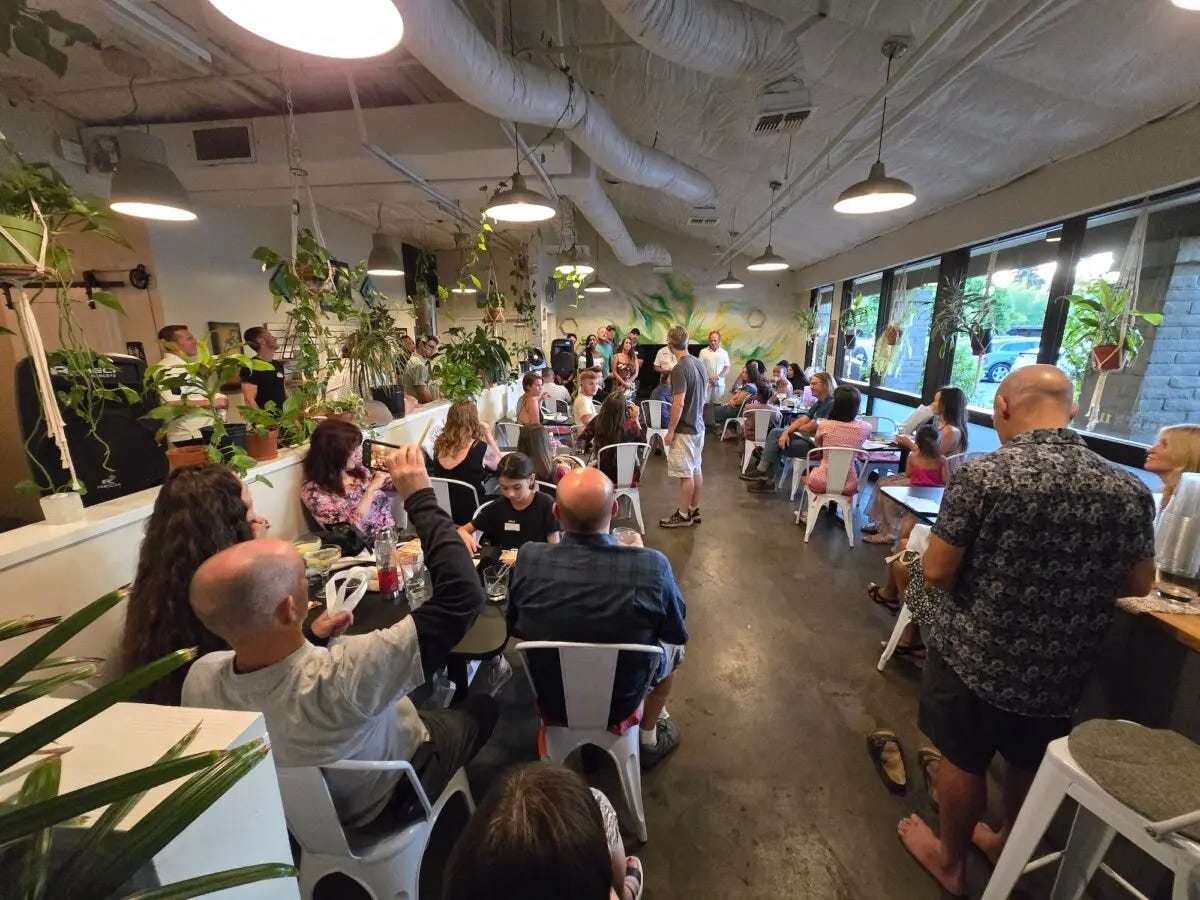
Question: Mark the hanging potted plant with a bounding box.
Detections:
[794,305,819,343]
[344,289,410,417]
[479,288,505,323]
[510,248,538,327]
[932,276,999,358]
[1064,278,1162,372]
[841,294,871,349]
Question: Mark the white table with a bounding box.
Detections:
[881,485,944,523]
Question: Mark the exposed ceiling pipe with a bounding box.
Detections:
[719,0,1074,265]
[396,0,716,205]
[555,156,672,267]
[597,0,818,79]
[717,0,994,264]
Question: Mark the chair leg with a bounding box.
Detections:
[629,491,645,533]
[612,742,649,843]
[1049,806,1117,900]
[803,495,820,543]
[877,604,912,672]
[742,441,753,471]
[981,761,1070,900]
[840,499,855,547]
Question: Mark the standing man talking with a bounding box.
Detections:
[698,330,730,404]
[659,325,707,529]
[239,326,287,410]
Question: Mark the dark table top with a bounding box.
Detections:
[880,485,944,523]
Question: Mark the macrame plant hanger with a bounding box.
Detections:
[1085,206,1148,431]
[876,265,909,377]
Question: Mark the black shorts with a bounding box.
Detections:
[918,648,1070,777]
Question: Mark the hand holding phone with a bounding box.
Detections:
[362,438,401,472]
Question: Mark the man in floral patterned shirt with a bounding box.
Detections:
[898,365,1156,897]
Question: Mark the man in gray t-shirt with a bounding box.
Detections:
[661,324,707,528]
[402,335,438,404]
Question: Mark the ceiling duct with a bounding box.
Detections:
[396,0,715,205]
[555,156,672,268]
[598,0,807,79]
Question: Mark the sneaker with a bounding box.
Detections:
[738,469,768,482]
[747,480,776,494]
[640,718,681,769]
[479,655,513,697]
[688,507,701,524]
[658,510,694,528]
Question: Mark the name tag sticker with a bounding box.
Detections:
[504,521,521,532]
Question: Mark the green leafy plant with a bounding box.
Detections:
[0,592,296,897]
[237,401,283,439]
[0,2,98,77]
[144,338,270,476]
[430,356,483,404]
[794,305,819,335]
[344,294,409,396]
[509,249,537,326]
[1064,278,1162,371]
[932,276,1001,356]
[431,325,514,400]
[316,394,367,426]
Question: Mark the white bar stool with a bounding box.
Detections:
[982,734,1200,900]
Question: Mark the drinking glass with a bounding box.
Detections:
[612,527,641,547]
[1154,511,1200,603]
[483,565,509,603]
[403,565,430,609]
[304,546,342,588]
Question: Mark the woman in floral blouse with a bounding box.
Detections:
[300,418,394,533]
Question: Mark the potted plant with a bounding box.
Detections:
[432,325,513,397]
[239,401,283,461]
[510,249,538,327]
[316,394,367,425]
[344,293,409,416]
[145,338,270,476]
[1064,278,1162,371]
[430,356,484,404]
[478,288,505,323]
[794,305,819,342]
[0,592,296,897]
[932,276,1000,358]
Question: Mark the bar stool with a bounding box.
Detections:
[982,725,1200,900]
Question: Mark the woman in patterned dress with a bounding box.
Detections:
[300,418,395,534]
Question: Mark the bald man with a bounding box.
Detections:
[898,365,1156,896]
[507,468,688,768]
[182,444,496,830]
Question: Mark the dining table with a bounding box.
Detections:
[864,436,910,472]
[879,485,944,523]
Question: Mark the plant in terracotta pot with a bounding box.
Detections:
[238,401,283,461]
[1064,278,1162,372]
[318,394,367,426]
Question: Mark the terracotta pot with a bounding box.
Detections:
[166,445,210,471]
[246,429,279,461]
[1091,344,1123,371]
[485,306,504,323]
[324,412,358,423]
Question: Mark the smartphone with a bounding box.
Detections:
[362,438,402,472]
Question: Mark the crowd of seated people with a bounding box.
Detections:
[787,385,872,518]
[578,392,645,483]
[711,361,766,433]
[740,371,836,489]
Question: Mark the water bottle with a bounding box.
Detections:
[374,528,401,604]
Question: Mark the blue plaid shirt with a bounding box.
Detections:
[509,532,688,722]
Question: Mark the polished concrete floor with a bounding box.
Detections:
[468,438,1019,900]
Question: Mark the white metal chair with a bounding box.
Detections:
[276,759,475,900]
[946,449,989,475]
[494,421,522,450]
[981,734,1200,900]
[515,640,663,843]
[640,400,669,452]
[777,453,813,501]
[877,524,931,672]
[719,397,750,441]
[742,408,777,473]
[795,447,871,547]
[540,396,572,425]
[535,480,557,497]
[594,442,651,532]
[429,477,480,526]
[862,415,898,438]
[861,415,902,481]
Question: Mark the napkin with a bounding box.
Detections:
[325,566,372,614]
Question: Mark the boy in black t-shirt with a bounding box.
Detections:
[458,453,561,553]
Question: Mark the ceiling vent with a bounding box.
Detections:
[687,206,720,227]
[190,123,255,164]
[750,81,815,137]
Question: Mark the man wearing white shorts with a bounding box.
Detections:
[660,324,708,528]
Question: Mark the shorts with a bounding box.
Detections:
[667,430,705,478]
[918,648,1069,777]
[653,642,686,688]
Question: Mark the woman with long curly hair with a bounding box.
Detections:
[300,418,394,534]
[428,401,503,523]
[118,463,266,705]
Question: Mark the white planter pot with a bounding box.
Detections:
[40,491,85,525]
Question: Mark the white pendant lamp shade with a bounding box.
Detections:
[485,172,556,223]
[747,245,789,271]
[555,246,595,276]
[833,160,916,215]
[206,0,404,58]
[583,278,612,293]
[450,284,477,294]
[716,268,744,290]
[366,232,404,276]
[109,132,196,222]
[1171,0,1200,9]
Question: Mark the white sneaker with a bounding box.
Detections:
[480,655,513,697]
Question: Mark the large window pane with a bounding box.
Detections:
[842,273,881,383]
[810,285,834,372]
[879,259,939,394]
[1066,191,1200,444]
[957,232,1057,409]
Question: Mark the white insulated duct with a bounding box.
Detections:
[397,0,716,205]
[598,0,802,79]
[556,156,672,268]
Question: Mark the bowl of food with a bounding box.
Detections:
[293,534,323,556]
[303,546,342,573]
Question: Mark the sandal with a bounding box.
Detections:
[623,856,644,900]
[867,583,901,614]
[867,729,908,794]
[917,746,942,812]
[863,533,894,545]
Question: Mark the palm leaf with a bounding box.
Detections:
[15,756,60,900]
[1,664,97,713]
[121,863,297,900]
[0,618,60,643]
[0,592,122,694]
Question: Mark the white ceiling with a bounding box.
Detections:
[5,0,1200,270]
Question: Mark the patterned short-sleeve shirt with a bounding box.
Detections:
[930,429,1156,717]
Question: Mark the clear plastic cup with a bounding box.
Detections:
[483,565,509,603]
[612,527,640,546]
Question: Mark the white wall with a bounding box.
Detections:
[792,104,1200,290]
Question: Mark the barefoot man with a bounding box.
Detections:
[897,366,1155,895]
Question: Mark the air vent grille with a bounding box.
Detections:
[751,108,812,136]
[686,206,719,227]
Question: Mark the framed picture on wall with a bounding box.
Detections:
[208,321,243,388]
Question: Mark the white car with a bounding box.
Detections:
[1012,349,1039,371]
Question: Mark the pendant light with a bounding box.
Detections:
[206,0,403,59]
[834,39,916,215]
[1171,0,1200,9]
[365,204,404,277]
[716,229,744,289]
[747,180,788,272]
[555,246,595,277]
[487,171,556,223]
[109,130,197,222]
[584,228,612,293]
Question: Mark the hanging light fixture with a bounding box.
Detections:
[206,0,403,59]
[487,171,555,223]
[555,246,595,277]
[748,180,789,272]
[716,229,744,289]
[365,204,404,277]
[834,39,916,215]
[1171,0,1200,9]
[584,227,612,292]
[109,131,197,222]
[1045,229,1062,243]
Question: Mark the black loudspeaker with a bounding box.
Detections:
[15,353,167,506]
[550,339,575,378]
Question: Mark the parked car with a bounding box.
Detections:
[979,336,1041,382]
[1012,348,1039,371]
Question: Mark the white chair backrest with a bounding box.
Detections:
[862,415,898,438]
[808,447,871,496]
[515,640,663,730]
[275,766,351,856]
[748,408,775,441]
[596,442,651,489]
[541,397,571,420]
[536,480,557,496]
[495,421,522,449]
[640,400,667,429]
[429,477,480,519]
[471,499,495,520]
[946,449,988,475]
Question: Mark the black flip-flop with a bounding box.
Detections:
[868,583,902,614]
[867,730,908,794]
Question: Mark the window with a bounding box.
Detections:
[879,259,939,395]
[955,231,1058,410]
[1066,191,1200,444]
[842,273,881,383]
[810,285,834,371]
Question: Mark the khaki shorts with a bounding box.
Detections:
[667,430,705,478]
